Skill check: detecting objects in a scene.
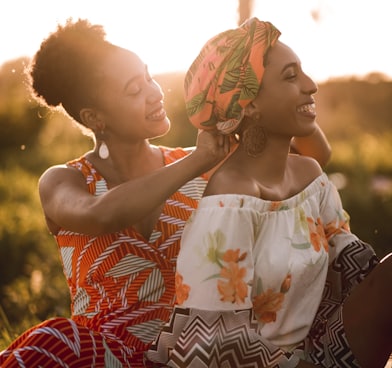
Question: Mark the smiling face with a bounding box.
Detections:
[248,40,318,138]
[92,47,170,143]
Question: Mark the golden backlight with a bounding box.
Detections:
[0,0,391,82]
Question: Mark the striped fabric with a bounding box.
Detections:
[0,147,207,367]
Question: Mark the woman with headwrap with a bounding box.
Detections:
[0,18,335,368]
[146,18,392,368]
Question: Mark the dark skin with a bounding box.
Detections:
[28,19,334,367]
[205,40,392,368]
[40,47,331,240]
[39,48,230,238]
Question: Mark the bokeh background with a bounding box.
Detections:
[1,0,391,350]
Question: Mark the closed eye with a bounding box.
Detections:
[281,63,299,81]
[285,73,297,80]
[126,86,141,95]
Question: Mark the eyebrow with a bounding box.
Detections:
[281,62,298,74]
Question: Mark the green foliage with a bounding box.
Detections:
[0,60,391,350]
[0,167,70,348]
[325,135,392,258]
[0,59,47,165]
[316,75,392,140]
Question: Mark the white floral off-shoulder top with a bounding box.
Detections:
[175,173,358,350]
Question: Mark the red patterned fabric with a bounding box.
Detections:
[0,146,207,367]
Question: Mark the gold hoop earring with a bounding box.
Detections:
[242,124,267,157]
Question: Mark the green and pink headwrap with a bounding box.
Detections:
[184,17,281,134]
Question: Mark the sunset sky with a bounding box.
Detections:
[1,0,391,82]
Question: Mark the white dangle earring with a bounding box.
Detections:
[98,130,109,159]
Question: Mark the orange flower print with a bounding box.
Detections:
[217,261,248,304]
[253,289,285,323]
[222,248,247,263]
[269,201,289,211]
[270,201,282,211]
[280,274,292,293]
[175,272,190,305]
[307,217,328,252]
[324,213,351,241]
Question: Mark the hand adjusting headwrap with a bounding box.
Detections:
[184,17,281,134]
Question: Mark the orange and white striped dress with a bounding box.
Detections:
[0,147,207,367]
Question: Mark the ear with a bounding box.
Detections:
[80,108,104,131]
[244,102,258,120]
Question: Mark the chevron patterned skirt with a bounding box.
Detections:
[145,305,360,368]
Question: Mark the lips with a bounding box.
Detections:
[147,107,167,121]
[297,103,316,114]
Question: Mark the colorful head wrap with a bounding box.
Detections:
[184,18,281,134]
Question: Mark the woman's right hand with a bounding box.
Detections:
[192,129,231,170]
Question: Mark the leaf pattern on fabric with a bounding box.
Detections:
[184,18,281,133]
[198,230,249,305]
[205,229,226,265]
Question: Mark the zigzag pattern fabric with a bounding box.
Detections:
[307,239,379,366]
[147,307,287,367]
[146,240,379,367]
[0,147,206,368]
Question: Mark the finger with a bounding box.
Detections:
[217,134,224,147]
[225,136,231,153]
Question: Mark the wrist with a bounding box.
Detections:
[188,149,218,174]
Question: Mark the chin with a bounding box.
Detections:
[298,121,317,137]
[152,122,171,139]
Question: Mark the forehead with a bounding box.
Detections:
[265,41,301,71]
[99,47,146,83]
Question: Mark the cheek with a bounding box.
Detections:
[260,100,286,122]
[117,98,145,119]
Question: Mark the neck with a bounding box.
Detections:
[89,140,163,185]
[236,136,291,180]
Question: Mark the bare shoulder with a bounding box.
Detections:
[203,166,257,197]
[38,164,89,235]
[289,154,323,184]
[39,164,82,187]
[38,164,86,199]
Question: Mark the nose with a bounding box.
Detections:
[302,73,318,95]
[147,79,164,104]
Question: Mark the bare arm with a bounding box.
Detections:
[39,130,230,236]
[290,122,331,168]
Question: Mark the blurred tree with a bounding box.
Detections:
[0,59,48,170]
[0,168,70,330]
[0,58,85,341]
[0,58,92,172]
